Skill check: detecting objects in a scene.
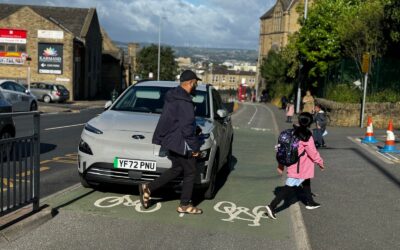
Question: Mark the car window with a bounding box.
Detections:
[56,85,67,90]
[212,89,224,114]
[112,86,209,117]
[13,83,26,93]
[30,83,38,88]
[1,81,16,91]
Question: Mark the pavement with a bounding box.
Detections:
[2,102,400,249]
[37,100,107,114]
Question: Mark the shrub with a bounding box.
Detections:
[326,83,362,103]
[367,89,400,103]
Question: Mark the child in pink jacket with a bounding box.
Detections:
[266,112,325,220]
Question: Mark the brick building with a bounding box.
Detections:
[0,4,102,100]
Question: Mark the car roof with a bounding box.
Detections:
[0,79,17,84]
[135,80,208,91]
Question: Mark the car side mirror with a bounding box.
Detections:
[216,109,228,119]
[25,89,30,94]
[104,100,112,110]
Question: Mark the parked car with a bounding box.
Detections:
[29,82,70,103]
[0,95,16,140]
[78,81,234,199]
[0,80,37,111]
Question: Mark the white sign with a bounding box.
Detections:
[56,77,70,82]
[38,30,64,39]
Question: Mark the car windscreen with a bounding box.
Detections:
[56,85,67,90]
[111,86,209,117]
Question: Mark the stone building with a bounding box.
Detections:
[257,0,305,91]
[203,66,256,90]
[0,3,102,100]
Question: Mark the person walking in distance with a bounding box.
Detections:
[285,100,295,123]
[302,91,315,113]
[138,70,203,214]
[313,104,328,148]
[265,113,325,220]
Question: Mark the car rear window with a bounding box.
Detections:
[111,86,209,117]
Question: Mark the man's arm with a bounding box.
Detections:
[180,102,200,152]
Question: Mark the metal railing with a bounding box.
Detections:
[0,111,40,216]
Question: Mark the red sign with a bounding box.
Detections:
[0,28,27,44]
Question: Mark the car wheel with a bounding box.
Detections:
[79,174,91,188]
[30,101,38,111]
[43,95,51,103]
[204,157,218,199]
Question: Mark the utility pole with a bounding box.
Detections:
[296,0,308,113]
[157,15,161,81]
[360,52,370,128]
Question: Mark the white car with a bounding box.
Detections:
[78,81,233,199]
[0,80,38,111]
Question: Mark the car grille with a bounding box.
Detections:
[85,163,183,183]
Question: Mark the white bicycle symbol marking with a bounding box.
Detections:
[214,201,268,226]
[94,195,161,213]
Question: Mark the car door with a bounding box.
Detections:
[0,81,19,111]
[13,82,32,111]
[211,89,230,164]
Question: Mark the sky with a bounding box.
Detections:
[1,0,276,49]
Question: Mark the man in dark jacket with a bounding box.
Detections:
[139,70,203,214]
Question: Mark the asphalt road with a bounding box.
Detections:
[12,108,103,198]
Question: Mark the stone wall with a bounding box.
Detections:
[316,98,400,129]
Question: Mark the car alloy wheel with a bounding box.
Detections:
[43,95,51,103]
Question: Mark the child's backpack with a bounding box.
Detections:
[276,129,305,172]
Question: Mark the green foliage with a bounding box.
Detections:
[260,49,294,99]
[136,44,178,81]
[367,89,400,103]
[383,0,400,43]
[337,0,385,77]
[295,0,346,80]
[326,84,362,103]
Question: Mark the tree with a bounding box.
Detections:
[383,0,400,55]
[136,44,178,81]
[337,0,386,77]
[294,0,350,85]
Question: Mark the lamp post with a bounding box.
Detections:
[296,0,308,113]
[157,15,166,81]
[26,56,32,92]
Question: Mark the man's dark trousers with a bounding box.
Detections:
[147,151,196,205]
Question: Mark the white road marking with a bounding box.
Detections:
[250,127,271,132]
[247,106,258,125]
[45,123,85,131]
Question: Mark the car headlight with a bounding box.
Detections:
[79,139,93,155]
[84,123,103,134]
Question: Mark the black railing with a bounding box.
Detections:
[0,112,40,216]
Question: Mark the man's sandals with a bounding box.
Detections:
[139,183,151,209]
[177,204,203,215]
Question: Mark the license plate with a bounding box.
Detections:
[114,157,157,171]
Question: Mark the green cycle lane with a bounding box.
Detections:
[43,106,295,244]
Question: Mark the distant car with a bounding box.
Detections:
[29,82,70,103]
[78,81,234,199]
[0,80,37,111]
[0,95,15,140]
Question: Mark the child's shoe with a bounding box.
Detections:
[305,201,321,210]
[265,205,277,219]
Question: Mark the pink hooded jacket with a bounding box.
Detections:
[286,136,324,179]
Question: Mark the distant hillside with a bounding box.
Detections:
[113,41,258,64]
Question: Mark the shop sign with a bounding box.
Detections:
[38,30,64,39]
[38,43,63,74]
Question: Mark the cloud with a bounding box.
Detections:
[1,0,275,49]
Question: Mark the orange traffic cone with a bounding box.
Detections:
[379,120,399,153]
[362,116,378,143]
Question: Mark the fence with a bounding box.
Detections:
[0,112,40,216]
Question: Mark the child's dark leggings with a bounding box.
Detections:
[269,179,314,209]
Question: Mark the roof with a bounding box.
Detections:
[136,81,208,92]
[260,0,296,19]
[0,3,95,38]
[101,27,122,60]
